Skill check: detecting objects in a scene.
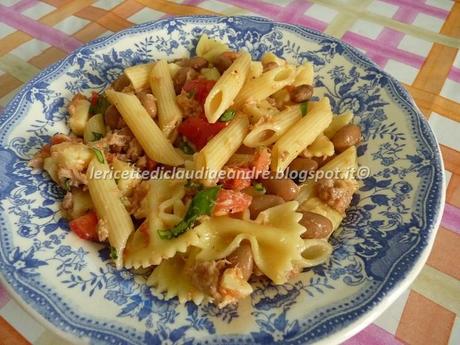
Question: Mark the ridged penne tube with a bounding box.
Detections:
[194,114,249,185]
[261,52,286,66]
[106,89,184,166]
[299,239,332,267]
[149,59,183,136]
[324,111,353,138]
[168,62,181,78]
[271,98,333,172]
[296,146,358,204]
[320,145,358,174]
[124,63,154,92]
[204,52,251,123]
[124,62,180,92]
[196,34,229,63]
[87,157,135,269]
[243,105,301,147]
[248,61,263,80]
[293,62,314,86]
[234,64,296,107]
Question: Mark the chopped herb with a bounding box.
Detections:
[63,178,71,191]
[90,94,110,115]
[158,186,221,240]
[92,132,104,141]
[179,138,195,155]
[300,102,308,117]
[92,147,105,163]
[219,108,236,122]
[253,183,266,193]
[110,246,118,260]
[187,90,196,99]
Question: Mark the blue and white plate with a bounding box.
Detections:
[0,16,444,345]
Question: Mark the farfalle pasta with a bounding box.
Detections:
[124,179,199,268]
[31,34,362,307]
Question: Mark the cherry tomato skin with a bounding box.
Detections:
[178,117,226,150]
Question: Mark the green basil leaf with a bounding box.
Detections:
[110,246,118,260]
[179,138,195,155]
[157,186,221,240]
[90,94,110,115]
[218,108,236,122]
[92,147,105,163]
[300,102,308,117]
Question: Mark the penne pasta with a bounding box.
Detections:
[320,145,358,174]
[124,63,154,92]
[111,158,141,197]
[293,62,314,86]
[243,105,302,147]
[196,34,229,63]
[261,52,286,66]
[194,114,249,185]
[248,61,263,80]
[324,111,354,138]
[106,89,184,166]
[299,239,333,267]
[124,62,180,92]
[271,98,333,172]
[296,146,358,204]
[87,157,135,269]
[168,62,181,78]
[233,64,296,107]
[204,52,251,123]
[149,59,183,137]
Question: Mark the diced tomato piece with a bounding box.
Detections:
[251,147,271,178]
[178,116,227,150]
[90,91,99,107]
[69,211,99,242]
[221,167,252,191]
[183,79,216,105]
[213,189,252,216]
[145,158,157,171]
[50,133,71,145]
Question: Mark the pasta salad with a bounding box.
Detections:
[31,35,362,307]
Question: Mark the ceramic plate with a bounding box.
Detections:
[0,16,444,345]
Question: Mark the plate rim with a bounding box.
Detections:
[0,15,446,345]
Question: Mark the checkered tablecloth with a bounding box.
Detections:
[0,1,459,344]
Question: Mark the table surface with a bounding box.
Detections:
[0,0,459,344]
